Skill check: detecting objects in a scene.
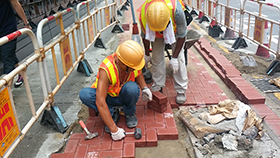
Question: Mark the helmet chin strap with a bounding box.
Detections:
[126,66,129,73]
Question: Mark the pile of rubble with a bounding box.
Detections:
[177,99,280,158]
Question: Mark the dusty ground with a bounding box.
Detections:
[66,103,89,134]
[223,49,274,76]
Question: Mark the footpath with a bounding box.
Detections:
[9,0,280,158]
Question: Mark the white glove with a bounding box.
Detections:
[169,58,179,74]
[142,87,152,102]
[144,54,151,66]
[111,127,125,141]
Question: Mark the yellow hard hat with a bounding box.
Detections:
[146,1,170,32]
[116,40,145,70]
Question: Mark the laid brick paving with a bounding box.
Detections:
[50,40,227,158]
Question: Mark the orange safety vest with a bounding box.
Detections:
[139,0,185,38]
[91,53,142,97]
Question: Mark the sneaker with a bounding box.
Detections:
[159,87,163,94]
[151,85,164,94]
[176,92,186,104]
[14,75,24,88]
[125,114,138,128]
[104,108,120,133]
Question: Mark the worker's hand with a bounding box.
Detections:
[111,127,125,141]
[24,25,32,30]
[142,87,152,102]
[169,58,179,74]
[144,54,151,67]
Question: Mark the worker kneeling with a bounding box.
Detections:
[79,40,152,141]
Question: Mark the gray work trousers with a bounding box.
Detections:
[151,38,188,94]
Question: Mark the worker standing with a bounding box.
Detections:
[139,0,188,104]
[79,40,152,141]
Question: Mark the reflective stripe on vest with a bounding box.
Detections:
[91,53,142,97]
[140,0,177,38]
[178,0,186,10]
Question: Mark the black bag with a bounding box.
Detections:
[184,9,193,26]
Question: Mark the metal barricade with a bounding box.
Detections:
[215,0,239,39]
[36,8,81,134]
[76,0,123,51]
[36,8,80,100]
[0,29,48,158]
[185,0,280,58]
[35,0,126,133]
[117,0,128,11]
[241,0,280,57]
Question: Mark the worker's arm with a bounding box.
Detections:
[95,69,118,133]
[142,37,152,67]
[10,0,31,29]
[135,73,148,90]
[172,1,187,58]
[172,37,185,58]
[142,38,151,56]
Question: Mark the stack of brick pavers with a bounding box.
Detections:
[148,91,167,113]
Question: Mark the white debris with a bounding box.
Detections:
[222,134,238,151]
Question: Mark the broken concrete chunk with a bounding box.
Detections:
[201,144,210,155]
[243,126,258,140]
[194,142,203,150]
[214,135,223,147]
[237,135,253,150]
[178,109,228,138]
[203,133,216,143]
[222,134,238,151]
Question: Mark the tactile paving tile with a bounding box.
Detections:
[250,78,280,93]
